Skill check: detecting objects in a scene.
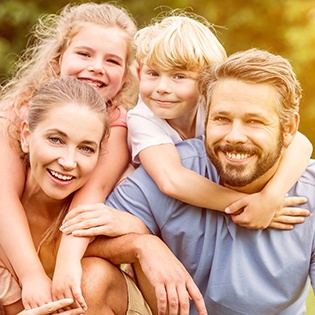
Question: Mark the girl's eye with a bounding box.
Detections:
[77,51,90,58]
[108,59,121,66]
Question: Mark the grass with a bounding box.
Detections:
[306,286,315,314]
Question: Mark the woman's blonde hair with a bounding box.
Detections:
[0,1,138,121]
[24,77,109,276]
[135,10,227,76]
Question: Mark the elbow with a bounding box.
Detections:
[156,176,181,199]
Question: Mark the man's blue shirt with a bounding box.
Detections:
[107,138,315,315]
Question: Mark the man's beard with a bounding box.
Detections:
[206,136,284,188]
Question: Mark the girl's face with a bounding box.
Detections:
[21,103,105,201]
[58,25,128,102]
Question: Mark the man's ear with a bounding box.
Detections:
[20,121,30,153]
[283,113,299,148]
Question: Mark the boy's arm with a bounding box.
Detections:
[0,126,52,308]
[228,131,312,229]
[139,143,246,210]
[52,126,130,309]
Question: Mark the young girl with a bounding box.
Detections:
[127,12,312,229]
[0,2,138,311]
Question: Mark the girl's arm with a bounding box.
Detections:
[0,124,52,309]
[228,131,312,229]
[52,125,130,310]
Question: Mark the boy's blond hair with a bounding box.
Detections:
[135,11,227,75]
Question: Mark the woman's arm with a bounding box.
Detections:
[52,126,130,309]
[0,123,52,309]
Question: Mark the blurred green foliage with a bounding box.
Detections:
[0,0,314,156]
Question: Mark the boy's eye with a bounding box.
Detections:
[174,74,185,79]
[147,70,158,77]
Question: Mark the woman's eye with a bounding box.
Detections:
[49,137,62,144]
[80,146,95,154]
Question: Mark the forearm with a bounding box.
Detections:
[85,233,150,265]
[141,143,246,212]
[263,131,312,196]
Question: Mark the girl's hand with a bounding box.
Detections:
[21,272,52,309]
[52,259,87,312]
[60,204,148,237]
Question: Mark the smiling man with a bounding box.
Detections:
[101,48,315,314]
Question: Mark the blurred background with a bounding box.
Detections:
[0,0,314,154]
[0,0,314,311]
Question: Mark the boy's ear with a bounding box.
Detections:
[283,113,299,148]
[137,66,141,81]
[21,121,30,153]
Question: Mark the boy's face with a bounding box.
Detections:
[138,64,201,121]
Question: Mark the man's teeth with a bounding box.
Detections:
[226,152,251,160]
[50,170,73,181]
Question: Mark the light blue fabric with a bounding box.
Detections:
[107,137,315,315]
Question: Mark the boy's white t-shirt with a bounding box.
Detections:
[127,96,206,164]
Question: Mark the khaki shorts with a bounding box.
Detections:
[123,272,153,315]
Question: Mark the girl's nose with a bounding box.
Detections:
[88,63,105,75]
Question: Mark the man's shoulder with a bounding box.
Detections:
[299,159,315,186]
[175,137,219,182]
[290,159,315,202]
[175,136,206,160]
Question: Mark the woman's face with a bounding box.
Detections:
[58,25,128,102]
[21,103,105,200]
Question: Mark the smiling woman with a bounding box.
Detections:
[0,77,110,314]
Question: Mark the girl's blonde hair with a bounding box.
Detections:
[135,10,227,75]
[0,1,138,121]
